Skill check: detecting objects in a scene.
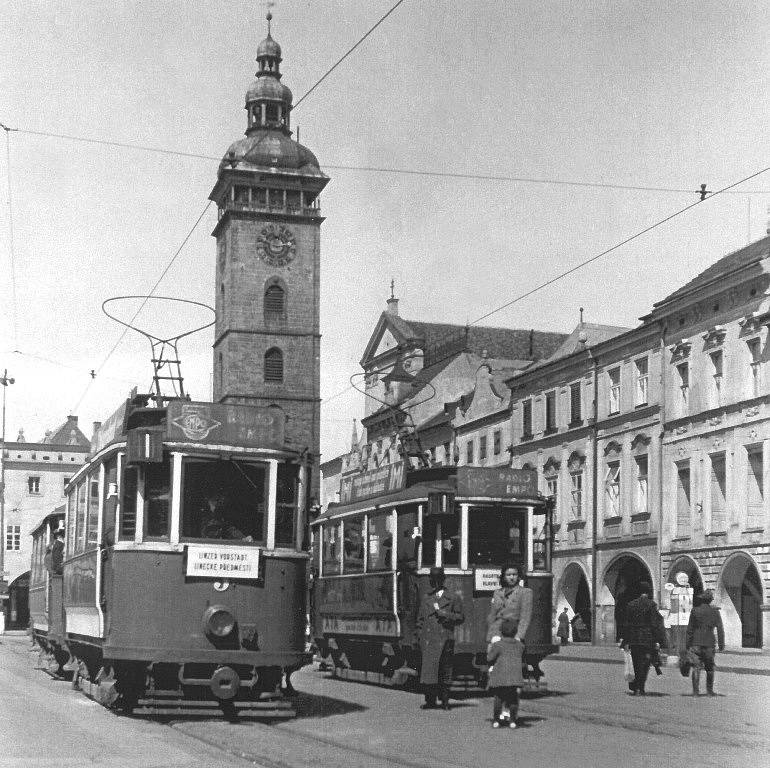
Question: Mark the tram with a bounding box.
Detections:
[311,463,558,690]
[37,393,312,717]
[29,507,68,675]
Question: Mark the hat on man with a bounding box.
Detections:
[429,566,445,581]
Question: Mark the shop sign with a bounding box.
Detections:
[186,544,260,580]
[474,567,500,592]
[457,467,538,499]
[339,461,406,504]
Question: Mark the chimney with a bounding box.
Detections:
[67,415,78,424]
[528,329,534,358]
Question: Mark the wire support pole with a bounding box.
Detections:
[1,125,19,349]
[0,369,15,592]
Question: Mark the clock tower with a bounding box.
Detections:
[210,14,329,484]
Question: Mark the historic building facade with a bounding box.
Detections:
[210,16,329,496]
[1,416,90,628]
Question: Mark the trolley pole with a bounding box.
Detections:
[0,369,15,620]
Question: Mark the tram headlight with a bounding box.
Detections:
[203,605,237,638]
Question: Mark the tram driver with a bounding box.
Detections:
[200,490,253,541]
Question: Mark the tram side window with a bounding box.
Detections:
[343,518,364,574]
[66,491,77,556]
[275,463,298,548]
[367,512,392,572]
[145,456,170,539]
[120,466,138,540]
[396,508,419,566]
[181,459,266,542]
[75,480,87,554]
[102,456,118,546]
[421,513,460,568]
[322,522,341,575]
[532,508,551,572]
[86,475,99,547]
[468,506,525,568]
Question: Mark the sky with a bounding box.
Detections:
[1,0,770,460]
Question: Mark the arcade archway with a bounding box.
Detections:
[718,553,764,648]
[7,572,30,630]
[555,562,591,641]
[597,554,653,646]
[665,556,703,595]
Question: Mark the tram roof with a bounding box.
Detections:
[30,505,66,536]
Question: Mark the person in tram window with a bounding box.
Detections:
[51,526,65,575]
[416,566,464,710]
[201,490,252,541]
[486,564,532,652]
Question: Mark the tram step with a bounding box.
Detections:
[133,696,294,718]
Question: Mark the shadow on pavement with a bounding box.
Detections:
[292,691,369,719]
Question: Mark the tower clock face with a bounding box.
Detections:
[256,224,296,266]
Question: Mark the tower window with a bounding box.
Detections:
[266,104,279,124]
[264,283,285,317]
[264,347,284,383]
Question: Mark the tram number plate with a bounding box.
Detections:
[186,544,260,580]
[474,568,500,592]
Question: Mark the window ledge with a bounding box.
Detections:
[742,526,765,534]
[603,515,623,526]
[630,511,651,522]
[634,402,648,410]
[567,519,586,530]
[671,535,690,542]
[608,409,620,417]
[543,428,558,436]
[568,420,583,429]
[705,530,727,537]
[520,433,534,442]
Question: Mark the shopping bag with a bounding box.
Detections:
[623,648,635,683]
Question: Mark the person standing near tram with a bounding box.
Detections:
[487,564,533,649]
[416,567,465,710]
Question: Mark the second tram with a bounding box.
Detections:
[311,463,558,689]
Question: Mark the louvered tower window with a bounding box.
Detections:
[265,283,285,316]
[264,347,284,383]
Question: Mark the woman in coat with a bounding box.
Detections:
[486,564,533,647]
[416,567,464,710]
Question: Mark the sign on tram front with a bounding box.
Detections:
[457,467,538,499]
[186,544,260,580]
[339,461,407,505]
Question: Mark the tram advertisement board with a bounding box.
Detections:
[457,467,538,499]
[167,401,284,449]
[317,573,394,614]
[186,544,260,580]
[321,616,398,636]
[474,567,501,592]
[339,461,406,505]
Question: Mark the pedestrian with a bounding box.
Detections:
[556,607,570,645]
[486,564,532,650]
[487,617,525,728]
[51,527,65,575]
[686,589,724,696]
[570,612,587,642]
[618,581,666,696]
[416,566,464,710]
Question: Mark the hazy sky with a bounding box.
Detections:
[1,0,770,460]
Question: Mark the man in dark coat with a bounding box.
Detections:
[619,581,665,695]
[416,566,464,710]
[686,589,724,696]
[50,529,65,575]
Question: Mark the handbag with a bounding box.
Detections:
[622,648,635,682]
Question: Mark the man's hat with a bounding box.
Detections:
[429,566,445,580]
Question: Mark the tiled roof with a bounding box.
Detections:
[654,236,770,308]
[42,416,90,447]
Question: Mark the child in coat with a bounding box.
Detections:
[487,617,525,728]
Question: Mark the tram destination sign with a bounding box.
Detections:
[166,401,284,449]
[457,467,538,499]
[339,461,407,505]
[186,544,260,580]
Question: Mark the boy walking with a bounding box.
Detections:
[487,618,525,728]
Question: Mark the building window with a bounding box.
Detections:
[569,382,582,425]
[466,440,474,465]
[5,525,20,551]
[748,338,761,398]
[264,282,285,317]
[493,430,501,456]
[443,441,451,465]
[63,476,70,493]
[677,362,689,410]
[676,463,691,538]
[608,367,621,415]
[264,347,284,383]
[710,351,723,407]
[545,390,557,432]
[28,476,40,494]
[635,455,648,515]
[710,454,727,532]
[570,471,583,519]
[605,461,620,516]
[522,399,533,438]
[546,475,559,523]
[479,435,487,461]
[747,447,764,528]
[635,357,648,406]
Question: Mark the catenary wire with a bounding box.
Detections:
[1,124,20,348]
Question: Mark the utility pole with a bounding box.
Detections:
[0,369,15,620]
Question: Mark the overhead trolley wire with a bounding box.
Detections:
[1,124,20,349]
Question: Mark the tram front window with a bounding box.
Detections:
[182,459,266,542]
[468,506,526,567]
[422,514,460,568]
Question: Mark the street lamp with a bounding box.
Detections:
[0,369,15,608]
